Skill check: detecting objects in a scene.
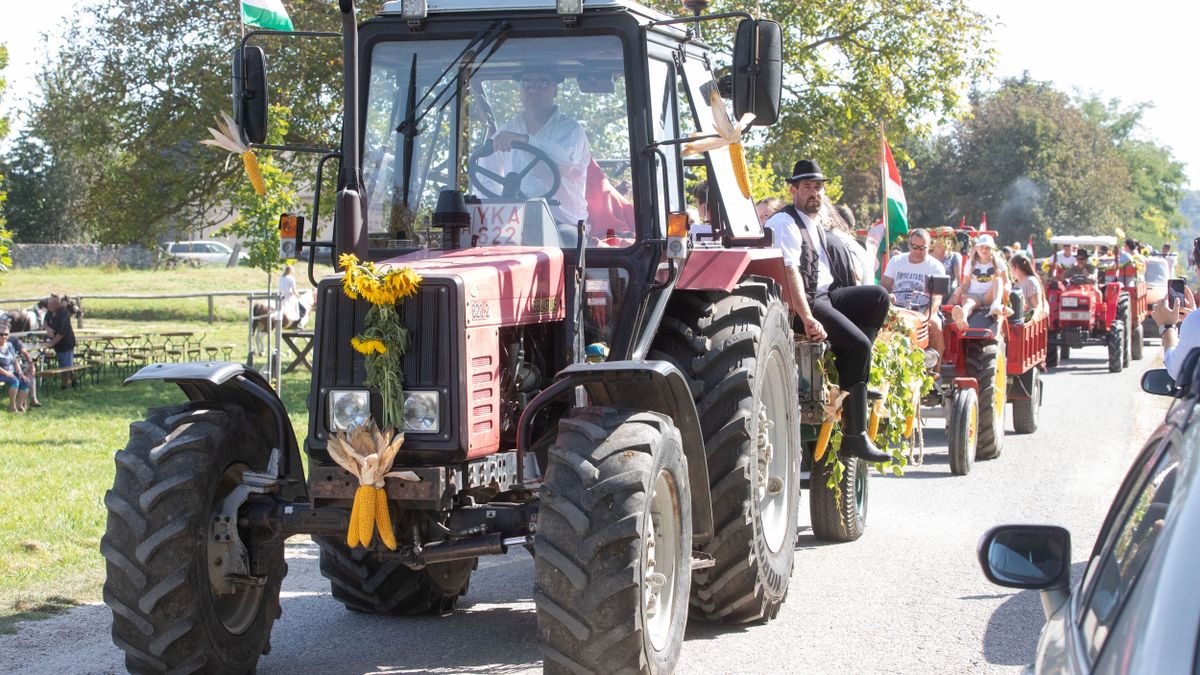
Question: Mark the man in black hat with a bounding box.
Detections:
[765,159,892,463]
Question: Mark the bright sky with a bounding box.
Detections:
[3,2,1200,187]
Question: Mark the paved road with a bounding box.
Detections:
[0,343,1170,674]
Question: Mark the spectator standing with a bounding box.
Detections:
[45,295,77,388]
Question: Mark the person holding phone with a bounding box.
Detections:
[1155,238,1200,380]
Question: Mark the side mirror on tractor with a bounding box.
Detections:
[732,19,782,126]
[233,46,269,145]
[927,275,951,297]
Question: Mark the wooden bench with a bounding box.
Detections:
[39,364,93,389]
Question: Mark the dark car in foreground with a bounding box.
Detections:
[977,355,1200,673]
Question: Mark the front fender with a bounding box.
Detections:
[125,362,306,501]
[518,360,714,544]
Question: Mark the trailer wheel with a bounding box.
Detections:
[315,537,474,615]
[1108,320,1125,373]
[948,388,979,475]
[1060,344,1071,362]
[809,453,869,541]
[102,403,285,675]
[1131,321,1144,360]
[1120,297,1132,367]
[649,276,800,622]
[969,342,1005,460]
[536,408,690,675]
[1011,368,1041,434]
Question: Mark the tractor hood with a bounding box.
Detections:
[384,246,566,327]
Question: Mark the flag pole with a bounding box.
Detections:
[880,122,889,277]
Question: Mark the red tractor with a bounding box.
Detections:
[900,275,1046,475]
[1045,236,1132,372]
[100,2,820,673]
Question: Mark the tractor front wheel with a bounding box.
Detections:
[315,537,474,615]
[947,388,979,475]
[535,408,690,675]
[102,403,285,674]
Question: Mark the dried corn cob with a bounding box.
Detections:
[375,487,397,550]
[242,151,266,196]
[729,142,752,199]
[346,489,362,548]
[813,421,835,462]
[355,485,377,546]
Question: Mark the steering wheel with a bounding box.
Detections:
[1069,274,1095,286]
[467,138,562,201]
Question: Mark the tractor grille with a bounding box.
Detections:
[308,276,464,462]
[314,280,455,390]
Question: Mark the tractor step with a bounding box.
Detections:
[690,552,716,570]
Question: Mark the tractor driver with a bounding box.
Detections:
[1065,248,1096,280]
[478,67,592,226]
[767,159,893,463]
[882,228,946,355]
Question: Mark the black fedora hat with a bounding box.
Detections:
[786,159,827,184]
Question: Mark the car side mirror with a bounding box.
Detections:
[927,275,951,296]
[1141,368,1175,397]
[232,46,269,145]
[979,525,1070,590]
[732,19,782,126]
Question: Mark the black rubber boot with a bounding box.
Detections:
[840,382,893,463]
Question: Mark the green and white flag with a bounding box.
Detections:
[242,0,293,32]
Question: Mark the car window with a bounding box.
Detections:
[1078,448,1178,663]
[201,243,221,254]
[173,243,191,253]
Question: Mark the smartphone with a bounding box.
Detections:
[1169,278,1186,295]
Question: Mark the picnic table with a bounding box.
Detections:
[282,330,314,373]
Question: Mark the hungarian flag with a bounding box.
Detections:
[1026,236,1035,258]
[869,135,909,281]
[242,0,293,31]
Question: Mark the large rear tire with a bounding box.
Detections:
[103,403,285,675]
[535,408,690,675]
[1108,321,1125,373]
[969,342,1005,461]
[948,388,979,475]
[1046,338,1060,369]
[1011,368,1041,434]
[809,454,868,540]
[649,276,800,622]
[315,536,473,615]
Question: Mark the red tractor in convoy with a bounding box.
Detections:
[891,270,1046,476]
[1045,236,1144,372]
[100,2,830,673]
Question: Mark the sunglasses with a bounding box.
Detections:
[910,245,927,251]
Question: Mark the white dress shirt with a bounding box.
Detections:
[768,208,834,292]
[478,107,591,225]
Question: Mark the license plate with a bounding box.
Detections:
[468,204,525,246]
[1060,310,1091,321]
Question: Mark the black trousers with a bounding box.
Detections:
[805,285,891,386]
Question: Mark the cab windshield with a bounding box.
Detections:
[362,33,633,250]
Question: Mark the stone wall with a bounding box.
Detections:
[10,244,157,269]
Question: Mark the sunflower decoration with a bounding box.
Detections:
[339,253,422,431]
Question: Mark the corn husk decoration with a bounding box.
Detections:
[867,383,889,442]
[200,112,266,196]
[683,89,756,199]
[326,419,420,549]
[813,385,849,462]
[902,379,923,438]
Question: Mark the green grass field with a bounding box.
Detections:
[0,265,329,632]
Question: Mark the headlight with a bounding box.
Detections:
[328,390,370,432]
[1061,297,1078,308]
[923,348,940,370]
[403,391,441,433]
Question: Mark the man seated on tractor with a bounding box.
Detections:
[767,159,892,463]
[479,67,592,225]
[882,227,946,354]
[1064,248,1096,280]
[949,233,1008,330]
